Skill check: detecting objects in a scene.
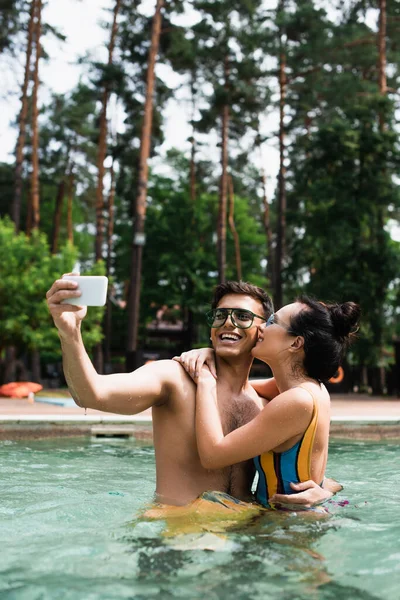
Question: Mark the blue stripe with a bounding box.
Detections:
[253,456,268,507]
[279,441,301,494]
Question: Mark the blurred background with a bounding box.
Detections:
[0,0,399,395]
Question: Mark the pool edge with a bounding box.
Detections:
[1,415,400,441]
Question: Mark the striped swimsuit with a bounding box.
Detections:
[253,388,319,507]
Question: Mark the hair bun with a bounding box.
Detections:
[329,302,361,338]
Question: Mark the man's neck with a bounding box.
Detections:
[215,354,253,394]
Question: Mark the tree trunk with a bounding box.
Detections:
[376,0,387,391]
[31,349,41,383]
[93,344,104,375]
[183,279,196,351]
[28,0,42,235]
[189,72,196,203]
[104,161,116,368]
[218,55,230,284]
[227,176,242,280]
[261,168,274,292]
[67,171,74,244]
[378,0,387,114]
[106,161,116,278]
[190,136,196,204]
[275,0,287,310]
[51,178,66,254]
[12,0,36,233]
[126,0,164,371]
[3,346,17,383]
[95,0,121,262]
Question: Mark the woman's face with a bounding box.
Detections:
[252,302,304,362]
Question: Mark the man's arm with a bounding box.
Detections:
[61,331,173,414]
[268,478,343,508]
[47,274,176,414]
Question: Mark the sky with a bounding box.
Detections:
[0,0,281,199]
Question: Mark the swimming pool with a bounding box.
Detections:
[1,437,399,599]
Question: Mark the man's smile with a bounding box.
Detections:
[218,331,243,343]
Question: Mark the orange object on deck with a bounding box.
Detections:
[0,382,43,398]
[329,366,344,384]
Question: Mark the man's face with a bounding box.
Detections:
[210,294,266,359]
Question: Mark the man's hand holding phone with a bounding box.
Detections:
[46,274,108,339]
[46,273,87,339]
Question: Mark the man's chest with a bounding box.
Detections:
[217,389,265,433]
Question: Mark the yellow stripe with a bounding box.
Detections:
[297,392,319,482]
[260,451,278,498]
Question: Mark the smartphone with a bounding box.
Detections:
[61,275,108,307]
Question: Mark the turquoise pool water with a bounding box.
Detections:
[1,437,399,599]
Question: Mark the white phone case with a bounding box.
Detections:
[61,275,108,307]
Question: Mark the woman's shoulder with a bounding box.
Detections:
[269,385,315,413]
[293,382,331,415]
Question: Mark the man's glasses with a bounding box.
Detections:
[206,308,267,329]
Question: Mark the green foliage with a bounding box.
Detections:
[192,0,270,144]
[0,217,105,356]
[285,104,400,365]
[3,0,399,380]
[0,0,25,54]
[112,151,266,345]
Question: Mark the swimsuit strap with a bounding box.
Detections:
[292,385,319,482]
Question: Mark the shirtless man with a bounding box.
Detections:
[46,277,336,507]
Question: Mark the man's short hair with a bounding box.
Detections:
[211,281,274,319]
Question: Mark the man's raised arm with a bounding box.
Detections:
[47,275,174,414]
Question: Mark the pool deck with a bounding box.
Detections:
[1,393,399,420]
[1,393,399,440]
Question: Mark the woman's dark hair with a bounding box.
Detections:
[211,281,273,320]
[288,295,361,382]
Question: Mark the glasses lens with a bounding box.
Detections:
[232,309,254,329]
[266,314,275,326]
[207,309,228,327]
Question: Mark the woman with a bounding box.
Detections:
[179,296,360,508]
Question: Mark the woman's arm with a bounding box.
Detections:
[250,378,280,400]
[196,367,314,470]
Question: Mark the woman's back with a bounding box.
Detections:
[253,381,330,506]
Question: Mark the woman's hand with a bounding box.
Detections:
[197,364,217,385]
[269,480,333,508]
[173,348,217,382]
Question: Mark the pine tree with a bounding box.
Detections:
[275,0,287,309]
[27,0,41,235]
[12,0,36,232]
[282,1,400,390]
[126,0,165,370]
[191,0,270,283]
[95,0,122,263]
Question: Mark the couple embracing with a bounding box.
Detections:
[47,278,359,512]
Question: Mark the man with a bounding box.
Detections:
[46,276,336,507]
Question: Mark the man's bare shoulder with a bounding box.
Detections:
[136,358,188,378]
[132,359,193,392]
[133,359,194,410]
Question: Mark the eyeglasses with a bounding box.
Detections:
[265,313,288,330]
[206,308,267,329]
